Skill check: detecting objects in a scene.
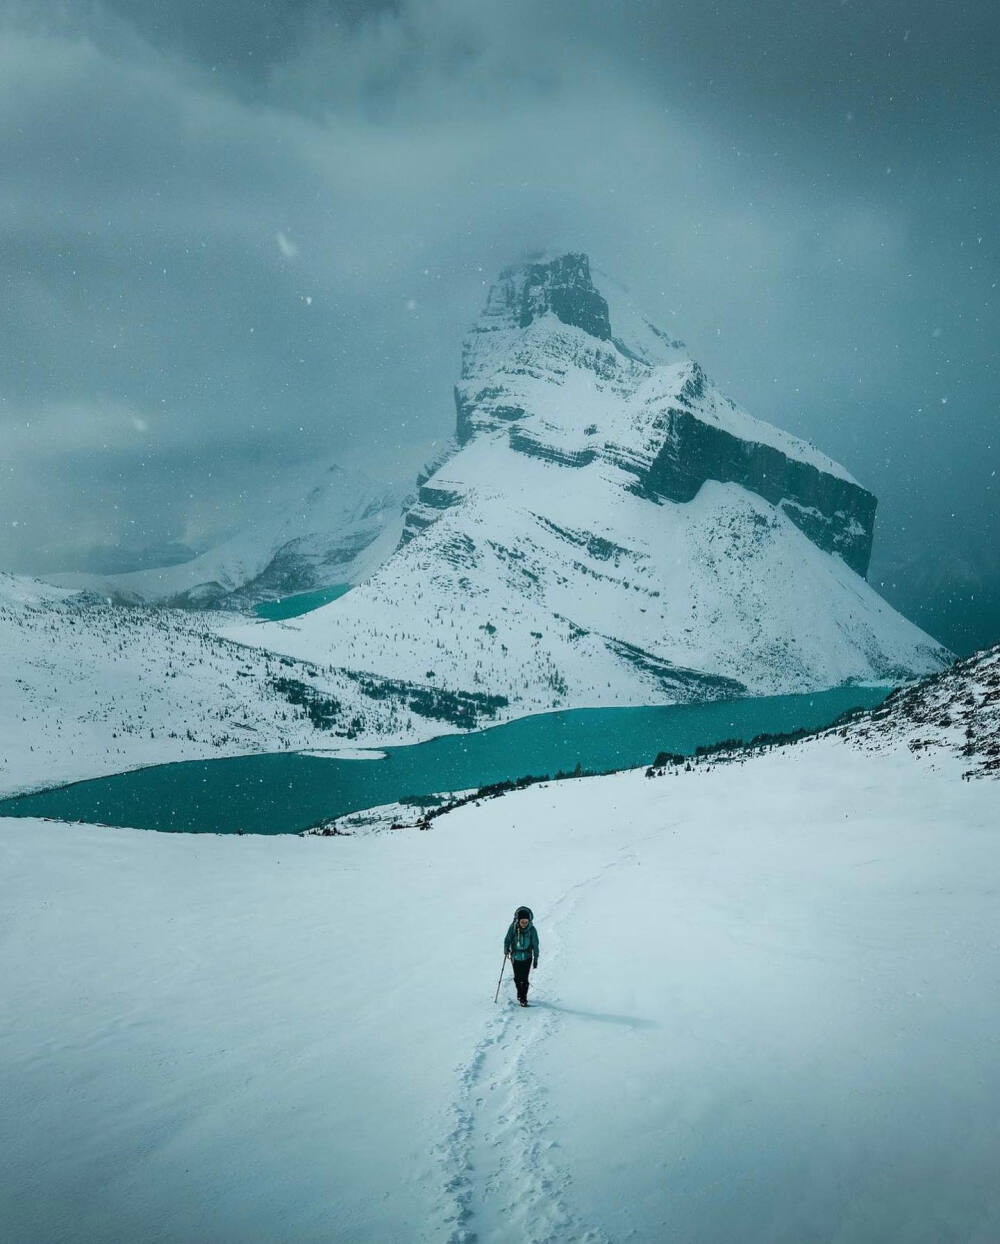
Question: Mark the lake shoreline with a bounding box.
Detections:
[0,686,893,835]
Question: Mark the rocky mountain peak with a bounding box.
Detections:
[468,252,686,379]
[493,252,612,341]
[449,256,881,575]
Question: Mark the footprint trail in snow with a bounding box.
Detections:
[431,862,631,1243]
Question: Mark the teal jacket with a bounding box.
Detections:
[504,918,539,964]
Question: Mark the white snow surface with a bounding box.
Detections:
[0,571,425,796]
[2,732,998,1242]
[224,475,946,712]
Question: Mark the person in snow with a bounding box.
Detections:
[504,906,539,1007]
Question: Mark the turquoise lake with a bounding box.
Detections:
[254,583,351,620]
[0,686,890,835]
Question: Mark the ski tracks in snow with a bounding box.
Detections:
[430,857,635,1244]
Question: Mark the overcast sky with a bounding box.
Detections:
[2,0,998,647]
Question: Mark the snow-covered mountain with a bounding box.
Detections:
[0,570,509,796]
[47,464,409,611]
[225,253,948,713]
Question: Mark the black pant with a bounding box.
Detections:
[511,956,533,999]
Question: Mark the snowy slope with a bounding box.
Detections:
[1,658,997,1242]
[223,255,947,718]
[47,464,408,610]
[0,570,507,796]
[843,640,1000,777]
[230,478,944,711]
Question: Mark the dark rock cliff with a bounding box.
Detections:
[505,253,612,340]
[630,365,877,576]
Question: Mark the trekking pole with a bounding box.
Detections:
[493,955,508,1003]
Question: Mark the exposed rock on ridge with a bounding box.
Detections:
[499,252,613,341]
[632,364,876,575]
[844,641,1000,778]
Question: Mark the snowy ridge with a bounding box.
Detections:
[633,361,857,485]
[455,254,854,487]
[242,475,943,708]
[842,641,1000,778]
[0,570,505,796]
[47,464,408,611]
[0,568,78,608]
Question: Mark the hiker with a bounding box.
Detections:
[504,906,539,1007]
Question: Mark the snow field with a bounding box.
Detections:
[1,737,998,1242]
[227,475,944,713]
